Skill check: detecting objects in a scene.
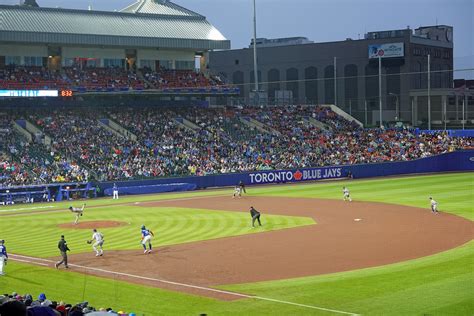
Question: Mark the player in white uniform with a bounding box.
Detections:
[141,225,154,254]
[0,240,8,276]
[429,197,438,214]
[233,186,242,198]
[343,187,352,202]
[112,183,119,200]
[69,203,86,225]
[88,229,104,257]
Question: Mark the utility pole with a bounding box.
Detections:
[428,54,431,130]
[334,57,337,106]
[378,56,382,128]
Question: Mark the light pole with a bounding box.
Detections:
[389,93,399,121]
[378,56,383,128]
[252,0,259,94]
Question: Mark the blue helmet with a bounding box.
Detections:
[141,225,146,229]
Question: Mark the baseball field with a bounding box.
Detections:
[0,172,473,315]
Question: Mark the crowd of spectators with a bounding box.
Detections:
[0,292,137,316]
[141,67,226,90]
[0,65,226,92]
[0,105,472,185]
[0,115,89,187]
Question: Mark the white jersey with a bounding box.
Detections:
[343,188,350,195]
[431,199,437,207]
[92,232,104,242]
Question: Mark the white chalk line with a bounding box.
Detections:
[0,205,54,213]
[9,254,359,315]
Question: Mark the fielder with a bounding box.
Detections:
[112,183,119,200]
[88,229,104,257]
[232,186,242,198]
[343,186,352,202]
[69,203,86,225]
[429,197,439,214]
[141,225,154,254]
[0,239,8,276]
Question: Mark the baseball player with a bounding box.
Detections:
[233,185,242,198]
[55,235,70,269]
[238,180,247,194]
[69,203,86,225]
[0,240,8,276]
[250,206,262,227]
[343,186,352,202]
[141,225,154,254]
[429,197,439,214]
[88,229,104,257]
[112,183,119,200]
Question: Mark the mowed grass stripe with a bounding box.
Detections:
[2,206,314,257]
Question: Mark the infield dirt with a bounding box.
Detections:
[59,196,473,300]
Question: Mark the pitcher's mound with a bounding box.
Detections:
[58,221,128,229]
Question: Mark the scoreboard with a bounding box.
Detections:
[0,90,73,98]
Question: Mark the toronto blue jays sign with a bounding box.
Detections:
[248,167,344,184]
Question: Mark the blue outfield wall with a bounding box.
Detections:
[98,150,474,194]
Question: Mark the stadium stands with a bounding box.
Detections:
[0,105,472,187]
[0,291,135,315]
[0,66,227,92]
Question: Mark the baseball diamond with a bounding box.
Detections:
[0,0,472,315]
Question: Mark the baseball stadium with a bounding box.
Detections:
[0,0,473,315]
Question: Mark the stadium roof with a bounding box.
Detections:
[0,3,230,50]
[120,0,202,17]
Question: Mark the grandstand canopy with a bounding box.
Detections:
[0,1,230,50]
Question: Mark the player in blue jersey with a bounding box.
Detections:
[0,240,8,276]
[141,225,154,254]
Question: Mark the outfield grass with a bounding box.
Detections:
[0,172,472,315]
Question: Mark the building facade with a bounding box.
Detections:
[209,26,455,126]
[0,0,230,71]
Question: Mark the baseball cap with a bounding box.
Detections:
[38,293,46,301]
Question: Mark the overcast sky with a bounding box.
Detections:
[1,0,473,77]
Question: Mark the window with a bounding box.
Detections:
[140,59,154,69]
[175,60,194,70]
[104,59,125,68]
[235,59,239,65]
[24,56,43,66]
[5,56,21,65]
[160,60,172,69]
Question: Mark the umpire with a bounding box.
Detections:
[239,181,247,194]
[250,206,262,227]
[55,235,70,269]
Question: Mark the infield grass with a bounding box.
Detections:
[0,172,472,315]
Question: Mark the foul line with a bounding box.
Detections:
[0,206,54,213]
[9,254,359,315]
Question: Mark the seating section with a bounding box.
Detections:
[0,105,472,186]
[0,291,136,315]
[0,66,227,92]
[141,67,226,90]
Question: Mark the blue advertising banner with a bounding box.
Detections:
[98,150,474,193]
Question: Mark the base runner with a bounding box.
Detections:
[141,225,154,254]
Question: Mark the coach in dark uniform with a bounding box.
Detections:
[55,235,70,269]
[250,206,262,227]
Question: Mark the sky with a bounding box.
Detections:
[1,0,473,77]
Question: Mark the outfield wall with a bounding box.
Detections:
[99,150,474,195]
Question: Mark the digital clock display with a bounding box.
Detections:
[60,90,73,97]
